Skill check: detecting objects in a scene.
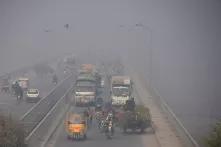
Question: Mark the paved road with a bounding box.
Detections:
[45,69,160,147]
[48,108,159,147]
[0,68,66,119]
[125,65,184,147]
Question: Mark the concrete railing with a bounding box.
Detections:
[121,60,199,147]
[151,87,200,147]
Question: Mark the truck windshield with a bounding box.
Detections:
[76,86,95,92]
[112,86,129,96]
[76,80,96,87]
[69,116,83,124]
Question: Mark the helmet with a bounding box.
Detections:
[108,113,113,119]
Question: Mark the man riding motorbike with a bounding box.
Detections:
[52,74,58,85]
[103,112,114,138]
[124,97,135,111]
[87,107,93,125]
[13,81,23,100]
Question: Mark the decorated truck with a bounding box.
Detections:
[74,73,97,106]
[111,76,132,106]
[79,64,101,87]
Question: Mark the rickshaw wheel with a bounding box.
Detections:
[83,134,87,140]
[67,135,71,140]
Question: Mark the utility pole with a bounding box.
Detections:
[135,23,153,89]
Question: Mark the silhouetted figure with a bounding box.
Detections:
[124,98,135,111]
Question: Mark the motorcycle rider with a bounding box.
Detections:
[64,69,67,74]
[52,74,58,84]
[124,97,135,111]
[104,112,114,136]
[87,107,93,125]
[14,81,23,99]
[105,102,116,116]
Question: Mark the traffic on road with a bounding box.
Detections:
[1,1,218,147]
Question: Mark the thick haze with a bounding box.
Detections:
[1,0,221,142]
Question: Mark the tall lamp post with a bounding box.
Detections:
[134,23,153,89]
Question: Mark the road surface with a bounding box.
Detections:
[0,67,66,119]
[45,69,161,147]
[7,62,184,147]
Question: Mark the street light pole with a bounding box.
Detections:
[135,23,153,89]
[118,24,153,89]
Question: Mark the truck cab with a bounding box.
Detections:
[74,74,97,106]
[111,76,132,106]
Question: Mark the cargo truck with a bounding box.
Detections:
[111,76,132,106]
[74,73,97,106]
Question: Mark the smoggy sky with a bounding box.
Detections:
[1,0,221,141]
[0,0,220,73]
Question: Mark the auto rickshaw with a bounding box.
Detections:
[65,113,87,140]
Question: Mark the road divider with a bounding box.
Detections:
[151,87,200,147]
[20,73,75,138]
[121,61,199,147]
[25,85,73,147]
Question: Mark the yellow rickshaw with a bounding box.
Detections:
[65,113,87,140]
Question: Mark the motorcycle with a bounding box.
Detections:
[52,74,58,85]
[52,77,58,85]
[12,84,22,99]
[105,121,114,139]
[53,80,57,85]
